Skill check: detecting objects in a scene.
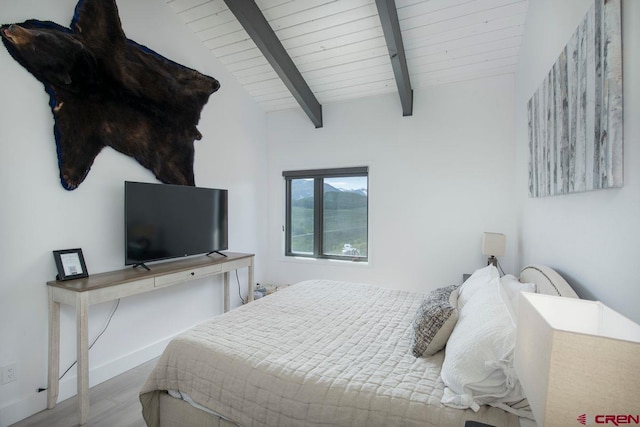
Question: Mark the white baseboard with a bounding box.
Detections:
[0,335,173,427]
[0,393,47,427]
[56,335,172,402]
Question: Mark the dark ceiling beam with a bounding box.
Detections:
[223,0,323,128]
[375,0,413,116]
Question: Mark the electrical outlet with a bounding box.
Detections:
[1,363,17,385]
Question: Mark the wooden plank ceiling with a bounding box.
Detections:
[166,0,528,116]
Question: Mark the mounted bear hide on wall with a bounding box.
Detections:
[0,0,220,190]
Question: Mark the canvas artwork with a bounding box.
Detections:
[527,0,622,198]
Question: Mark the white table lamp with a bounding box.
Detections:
[514,293,640,427]
[482,232,505,266]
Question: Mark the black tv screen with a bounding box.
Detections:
[124,181,228,266]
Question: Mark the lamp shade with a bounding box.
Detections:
[481,232,505,257]
[514,293,640,427]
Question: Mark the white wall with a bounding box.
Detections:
[0,1,267,425]
[515,0,640,323]
[265,75,517,293]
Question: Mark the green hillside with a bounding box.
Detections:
[291,191,367,257]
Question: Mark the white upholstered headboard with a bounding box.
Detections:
[519,265,579,299]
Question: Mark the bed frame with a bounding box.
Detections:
[157,392,238,427]
[148,264,578,427]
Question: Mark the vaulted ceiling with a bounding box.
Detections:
[166,0,529,126]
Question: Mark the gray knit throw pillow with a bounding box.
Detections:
[412,284,460,357]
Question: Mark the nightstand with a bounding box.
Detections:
[254,283,291,299]
[264,283,291,295]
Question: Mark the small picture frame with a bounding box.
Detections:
[53,248,89,281]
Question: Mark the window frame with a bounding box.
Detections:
[283,167,368,261]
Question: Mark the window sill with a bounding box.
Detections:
[280,255,370,268]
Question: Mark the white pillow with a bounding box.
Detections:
[500,274,536,316]
[440,276,526,411]
[457,264,499,309]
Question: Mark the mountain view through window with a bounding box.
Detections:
[290,175,367,259]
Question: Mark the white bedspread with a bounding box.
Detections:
[140,280,519,427]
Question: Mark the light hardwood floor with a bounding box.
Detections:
[11,358,157,427]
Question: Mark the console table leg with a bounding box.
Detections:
[248,258,254,303]
[76,292,90,425]
[223,272,230,312]
[47,288,60,409]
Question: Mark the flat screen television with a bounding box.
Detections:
[124,181,228,268]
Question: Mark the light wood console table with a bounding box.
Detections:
[46,252,254,425]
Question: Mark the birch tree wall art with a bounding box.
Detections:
[528,0,622,198]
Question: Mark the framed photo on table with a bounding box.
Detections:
[53,248,88,281]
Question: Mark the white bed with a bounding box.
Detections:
[140,265,577,427]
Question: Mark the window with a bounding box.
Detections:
[283,167,368,261]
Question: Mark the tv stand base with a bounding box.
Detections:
[208,250,227,257]
[132,262,151,271]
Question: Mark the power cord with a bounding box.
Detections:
[236,269,245,304]
[38,298,121,392]
[496,258,506,276]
